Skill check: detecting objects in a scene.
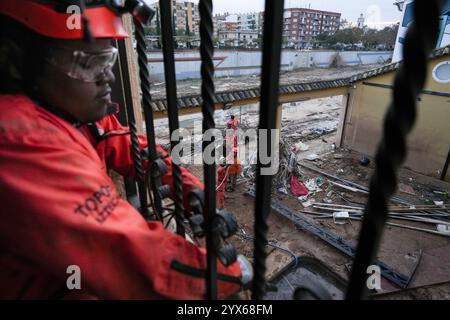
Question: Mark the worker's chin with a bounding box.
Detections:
[89,100,109,122]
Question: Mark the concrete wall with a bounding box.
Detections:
[342,55,450,181]
[147,49,393,82]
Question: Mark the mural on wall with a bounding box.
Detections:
[393,0,450,62]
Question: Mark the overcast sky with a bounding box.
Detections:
[211,0,402,28]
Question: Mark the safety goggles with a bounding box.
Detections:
[46,46,118,83]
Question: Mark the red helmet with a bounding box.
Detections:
[0,0,128,39]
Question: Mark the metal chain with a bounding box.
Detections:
[346,0,443,299]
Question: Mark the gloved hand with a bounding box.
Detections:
[237,254,253,289]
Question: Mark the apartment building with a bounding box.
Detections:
[237,12,259,31]
[150,1,200,36]
[283,8,341,47]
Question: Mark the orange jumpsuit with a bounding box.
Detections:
[0,95,241,299]
[217,165,227,209]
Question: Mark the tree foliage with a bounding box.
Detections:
[315,24,399,50]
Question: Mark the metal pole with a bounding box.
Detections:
[159,0,185,236]
[252,0,285,300]
[199,0,218,300]
[441,148,450,181]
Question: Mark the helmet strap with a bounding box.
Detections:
[77,0,94,43]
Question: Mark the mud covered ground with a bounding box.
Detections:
[176,96,450,300]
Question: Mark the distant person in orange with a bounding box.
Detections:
[227,150,241,192]
[217,157,228,210]
[227,115,238,131]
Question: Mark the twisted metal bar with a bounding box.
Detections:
[199,0,218,300]
[133,18,164,221]
[252,0,285,300]
[159,0,185,236]
[115,38,149,218]
[346,0,443,299]
[128,109,150,216]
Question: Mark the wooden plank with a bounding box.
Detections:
[122,14,144,134]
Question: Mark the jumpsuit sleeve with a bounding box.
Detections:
[94,115,203,210]
[0,132,241,299]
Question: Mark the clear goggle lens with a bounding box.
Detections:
[47,47,118,83]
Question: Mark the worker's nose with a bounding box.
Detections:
[97,68,116,85]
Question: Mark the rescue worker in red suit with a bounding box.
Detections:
[216,157,228,210]
[0,0,252,299]
[226,150,241,192]
[227,115,238,131]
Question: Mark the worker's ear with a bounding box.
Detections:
[0,38,25,81]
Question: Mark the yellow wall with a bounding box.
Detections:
[343,56,450,181]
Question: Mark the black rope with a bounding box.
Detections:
[133,18,164,221]
[252,0,285,300]
[346,0,443,299]
[159,0,185,237]
[199,0,218,300]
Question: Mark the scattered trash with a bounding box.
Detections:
[302,199,316,208]
[331,143,336,151]
[434,190,449,199]
[277,186,288,195]
[359,156,370,166]
[434,201,445,207]
[333,154,344,159]
[315,176,324,186]
[290,176,309,197]
[328,180,368,194]
[305,178,322,192]
[337,168,344,174]
[398,183,416,196]
[298,195,309,202]
[437,224,450,236]
[323,198,333,204]
[295,142,309,152]
[306,154,320,161]
[333,212,350,225]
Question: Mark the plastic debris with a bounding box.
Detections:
[359,156,370,166]
[434,201,445,207]
[333,211,350,225]
[398,183,416,195]
[298,195,309,202]
[434,191,449,199]
[302,199,316,208]
[290,176,309,197]
[306,154,320,161]
[277,186,288,195]
[437,224,450,236]
[294,141,309,152]
[305,178,321,192]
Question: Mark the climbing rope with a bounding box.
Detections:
[346,0,443,299]
[199,0,218,300]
